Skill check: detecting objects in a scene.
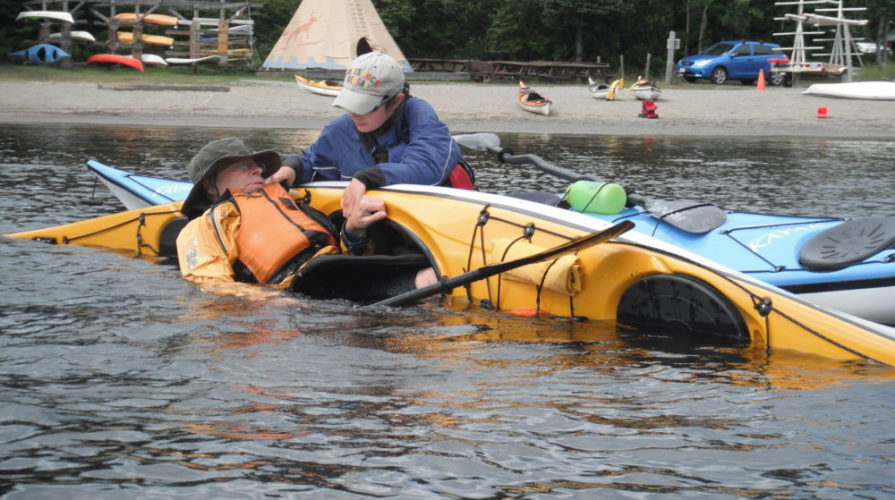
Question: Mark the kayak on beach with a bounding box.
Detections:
[293,75,342,97]
[8,171,895,367]
[518,81,552,115]
[82,133,895,327]
[802,81,895,101]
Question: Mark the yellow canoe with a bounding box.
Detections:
[8,183,895,366]
[117,31,175,47]
[113,13,179,26]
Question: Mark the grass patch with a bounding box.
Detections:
[854,61,895,81]
[0,63,295,85]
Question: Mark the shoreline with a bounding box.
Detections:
[2,80,893,139]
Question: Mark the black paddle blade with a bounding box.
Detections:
[627,194,727,234]
[799,216,895,271]
[373,220,634,308]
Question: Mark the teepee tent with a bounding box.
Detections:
[262,0,412,72]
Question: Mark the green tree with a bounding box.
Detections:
[375,0,492,58]
[525,0,630,61]
[862,0,895,64]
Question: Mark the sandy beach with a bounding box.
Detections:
[1,79,893,138]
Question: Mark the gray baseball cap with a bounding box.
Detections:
[181,137,280,219]
[333,52,406,115]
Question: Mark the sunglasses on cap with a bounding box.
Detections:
[368,94,397,114]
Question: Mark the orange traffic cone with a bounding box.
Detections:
[756,70,767,91]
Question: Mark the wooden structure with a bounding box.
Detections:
[21,0,263,68]
[773,0,868,83]
[409,59,613,83]
[19,1,80,68]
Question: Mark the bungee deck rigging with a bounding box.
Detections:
[29,207,183,258]
[463,204,585,315]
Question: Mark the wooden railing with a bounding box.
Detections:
[409,58,613,83]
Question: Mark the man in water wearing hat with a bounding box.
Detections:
[176,137,436,295]
[267,51,474,221]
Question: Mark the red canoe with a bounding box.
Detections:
[86,54,144,72]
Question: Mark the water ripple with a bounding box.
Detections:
[2,124,894,498]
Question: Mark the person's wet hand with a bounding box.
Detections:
[265,166,296,186]
[340,179,368,219]
[345,195,387,235]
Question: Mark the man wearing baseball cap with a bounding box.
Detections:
[268,51,475,221]
[175,137,436,292]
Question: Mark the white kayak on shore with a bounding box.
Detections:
[803,81,895,100]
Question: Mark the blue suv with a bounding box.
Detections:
[675,41,785,85]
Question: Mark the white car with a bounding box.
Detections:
[855,41,892,54]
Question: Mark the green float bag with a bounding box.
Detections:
[563,180,627,214]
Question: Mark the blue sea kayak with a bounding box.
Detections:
[9,43,69,64]
[86,159,895,324]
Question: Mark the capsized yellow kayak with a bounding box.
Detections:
[8,183,895,366]
[8,201,184,258]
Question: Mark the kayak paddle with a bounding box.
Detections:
[373,219,634,307]
[453,133,727,234]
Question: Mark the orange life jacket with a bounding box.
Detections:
[229,184,337,284]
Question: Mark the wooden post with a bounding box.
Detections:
[60,21,73,69]
[217,18,228,67]
[189,18,199,59]
[108,19,119,53]
[38,22,51,42]
[664,31,678,84]
[644,53,651,79]
[132,16,144,63]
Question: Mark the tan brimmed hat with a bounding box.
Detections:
[181,137,280,219]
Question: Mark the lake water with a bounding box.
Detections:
[2,123,895,499]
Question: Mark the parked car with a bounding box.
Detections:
[676,41,785,85]
[855,41,892,55]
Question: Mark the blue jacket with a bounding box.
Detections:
[284,97,461,188]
